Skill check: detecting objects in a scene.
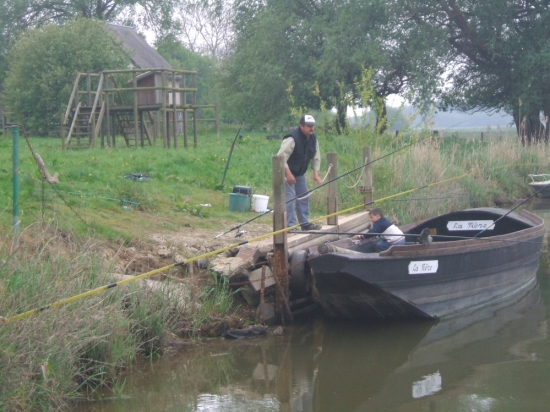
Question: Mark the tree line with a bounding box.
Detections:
[1,0,549,143]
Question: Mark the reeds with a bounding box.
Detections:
[0,222,237,409]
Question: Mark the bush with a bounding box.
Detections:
[3,19,129,136]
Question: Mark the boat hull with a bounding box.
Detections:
[530,182,550,198]
[309,208,545,320]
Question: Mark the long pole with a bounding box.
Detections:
[474,180,550,237]
[12,126,20,248]
[219,122,243,187]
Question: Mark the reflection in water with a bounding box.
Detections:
[75,202,550,412]
[315,280,545,411]
[76,279,546,412]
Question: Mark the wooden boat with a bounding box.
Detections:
[528,174,550,197]
[307,207,545,320]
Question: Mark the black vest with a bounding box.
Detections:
[283,128,317,177]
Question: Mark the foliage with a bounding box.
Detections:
[3,18,130,135]
[191,272,239,332]
[155,35,219,108]
[400,0,550,143]
[0,226,134,409]
[0,0,177,84]
[221,0,449,132]
[217,7,292,128]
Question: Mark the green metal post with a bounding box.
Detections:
[12,126,20,247]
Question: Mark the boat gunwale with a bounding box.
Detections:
[385,209,543,257]
[313,208,545,260]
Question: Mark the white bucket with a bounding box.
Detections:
[252,194,269,212]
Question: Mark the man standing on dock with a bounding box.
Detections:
[277,114,323,230]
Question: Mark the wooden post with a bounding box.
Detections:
[140,111,145,148]
[161,70,168,148]
[86,72,91,106]
[326,152,338,225]
[481,132,484,142]
[75,82,81,147]
[172,70,177,148]
[272,154,289,324]
[183,73,188,148]
[105,74,111,148]
[362,146,374,207]
[132,71,140,147]
[152,110,159,146]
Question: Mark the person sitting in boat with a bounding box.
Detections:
[356,208,405,251]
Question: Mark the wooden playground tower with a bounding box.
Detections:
[61,68,219,149]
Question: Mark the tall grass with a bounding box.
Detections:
[0,222,237,409]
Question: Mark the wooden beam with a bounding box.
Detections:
[272,154,289,323]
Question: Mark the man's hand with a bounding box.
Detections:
[285,168,296,184]
[313,170,323,185]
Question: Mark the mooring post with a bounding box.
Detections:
[272,154,289,323]
[326,152,338,225]
[362,146,373,207]
[12,126,20,249]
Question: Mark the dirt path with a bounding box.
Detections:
[111,220,273,276]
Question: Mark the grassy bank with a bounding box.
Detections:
[0,224,243,410]
[1,124,550,410]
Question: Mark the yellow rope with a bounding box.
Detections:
[3,171,475,324]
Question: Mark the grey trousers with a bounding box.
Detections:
[286,174,310,227]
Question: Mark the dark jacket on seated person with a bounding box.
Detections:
[364,217,405,244]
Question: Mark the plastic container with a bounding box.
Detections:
[252,194,269,212]
[232,185,253,196]
[229,193,250,212]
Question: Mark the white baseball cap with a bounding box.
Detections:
[300,115,315,126]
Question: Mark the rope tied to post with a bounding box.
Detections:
[295,163,333,200]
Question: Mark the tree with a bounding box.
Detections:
[401,0,550,144]
[221,0,449,132]
[3,18,129,135]
[156,35,218,106]
[0,0,176,81]
[174,0,235,59]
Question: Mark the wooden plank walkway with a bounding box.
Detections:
[252,211,372,255]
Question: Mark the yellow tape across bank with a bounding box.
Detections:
[4,172,473,324]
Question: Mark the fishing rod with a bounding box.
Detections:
[473,180,550,238]
[214,133,438,238]
[4,170,476,323]
[389,195,470,202]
